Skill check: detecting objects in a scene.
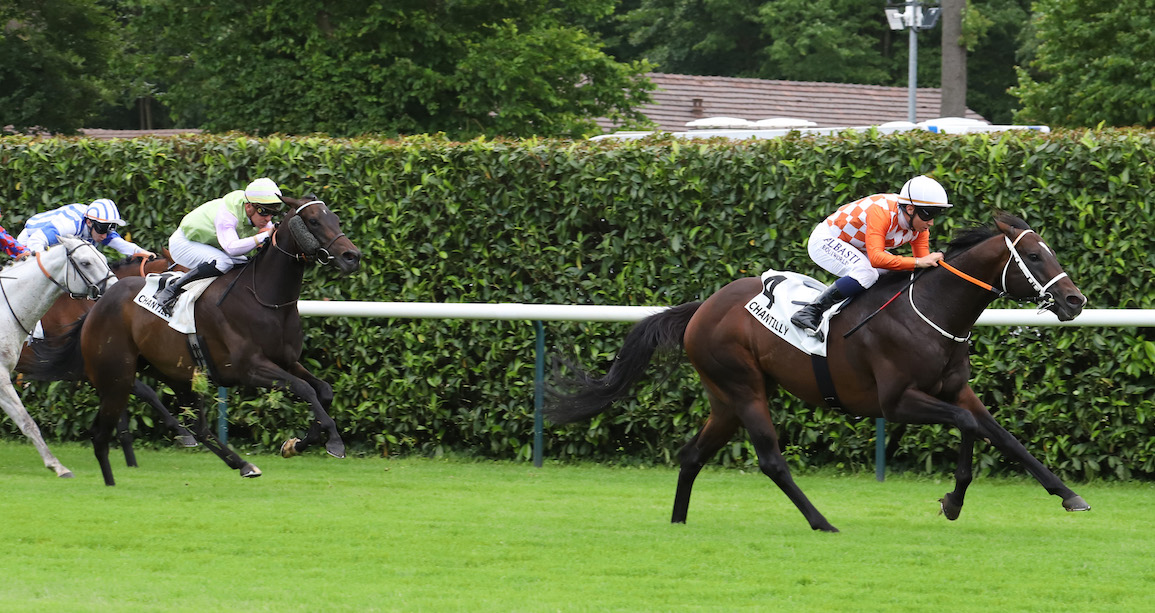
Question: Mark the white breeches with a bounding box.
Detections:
[168,229,247,273]
[805,224,880,289]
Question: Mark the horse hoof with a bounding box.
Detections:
[280,438,300,458]
[939,496,962,521]
[325,440,346,459]
[178,435,198,448]
[240,463,262,478]
[1063,495,1091,512]
[58,471,75,479]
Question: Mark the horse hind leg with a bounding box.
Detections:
[117,411,138,468]
[740,400,838,533]
[132,379,198,447]
[182,391,261,478]
[672,407,741,524]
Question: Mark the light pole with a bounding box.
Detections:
[885,1,941,122]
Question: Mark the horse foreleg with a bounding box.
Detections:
[973,416,1088,511]
[0,378,73,477]
[939,387,979,520]
[890,386,1088,514]
[277,362,344,459]
[939,432,975,520]
[672,407,740,524]
[132,379,197,447]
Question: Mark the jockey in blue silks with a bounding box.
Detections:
[17,199,156,259]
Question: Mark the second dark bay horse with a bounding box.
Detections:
[547,213,1089,532]
[18,252,197,463]
[28,195,362,485]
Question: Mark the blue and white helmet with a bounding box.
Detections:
[85,198,127,225]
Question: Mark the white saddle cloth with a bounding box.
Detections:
[134,273,215,334]
[743,269,848,357]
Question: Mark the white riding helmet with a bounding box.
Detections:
[244,177,283,205]
[85,198,127,225]
[898,175,951,209]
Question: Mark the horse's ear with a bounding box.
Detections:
[303,192,317,202]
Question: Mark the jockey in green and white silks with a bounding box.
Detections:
[17,199,155,259]
[153,178,283,315]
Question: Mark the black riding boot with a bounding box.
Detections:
[790,285,847,335]
[153,262,223,315]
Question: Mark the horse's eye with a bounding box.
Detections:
[1028,252,1041,262]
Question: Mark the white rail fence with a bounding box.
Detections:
[275,304,1153,473]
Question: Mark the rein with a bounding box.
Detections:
[0,274,33,337]
[844,227,1064,342]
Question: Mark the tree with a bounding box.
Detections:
[940,0,966,118]
[1012,0,1155,127]
[0,0,121,133]
[613,0,901,84]
[127,0,654,138]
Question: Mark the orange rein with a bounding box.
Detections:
[939,261,1001,295]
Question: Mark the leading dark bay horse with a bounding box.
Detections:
[28,195,362,485]
[18,251,197,464]
[547,213,1089,532]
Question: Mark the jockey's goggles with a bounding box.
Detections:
[91,221,116,234]
[913,206,944,222]
[253,205,279,217]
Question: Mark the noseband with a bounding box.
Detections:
[998,230,1072,313]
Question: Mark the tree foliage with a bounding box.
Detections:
[1012,0,1155,127]
[125,0,654,138]
[0,0,120,133]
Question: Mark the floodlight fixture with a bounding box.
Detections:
[884,7,908,30]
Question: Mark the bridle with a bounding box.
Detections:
[41,241,115,300]
[248,199,345,309]
[271,200,346,265]
[906,228,1078,343]
[1,241,114,336]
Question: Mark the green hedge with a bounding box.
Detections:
[2,129,1153,480]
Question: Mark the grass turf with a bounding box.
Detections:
[1,441,1152,612]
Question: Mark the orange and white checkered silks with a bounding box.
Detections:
[821,193,928,271]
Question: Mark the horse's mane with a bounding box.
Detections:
[945,212,1031,257]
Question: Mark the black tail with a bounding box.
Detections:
[545,302,702,424]
[23,314,88,382]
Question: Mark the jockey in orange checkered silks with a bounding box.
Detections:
[791,175,953,335]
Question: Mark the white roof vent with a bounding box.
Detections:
[752,118,818,128]
[685,116,753,129]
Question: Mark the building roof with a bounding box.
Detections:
[597,72,984,133]
[78,128,203,139]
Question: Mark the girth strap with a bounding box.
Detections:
[186,333,224,386]
[810,353,842,409]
